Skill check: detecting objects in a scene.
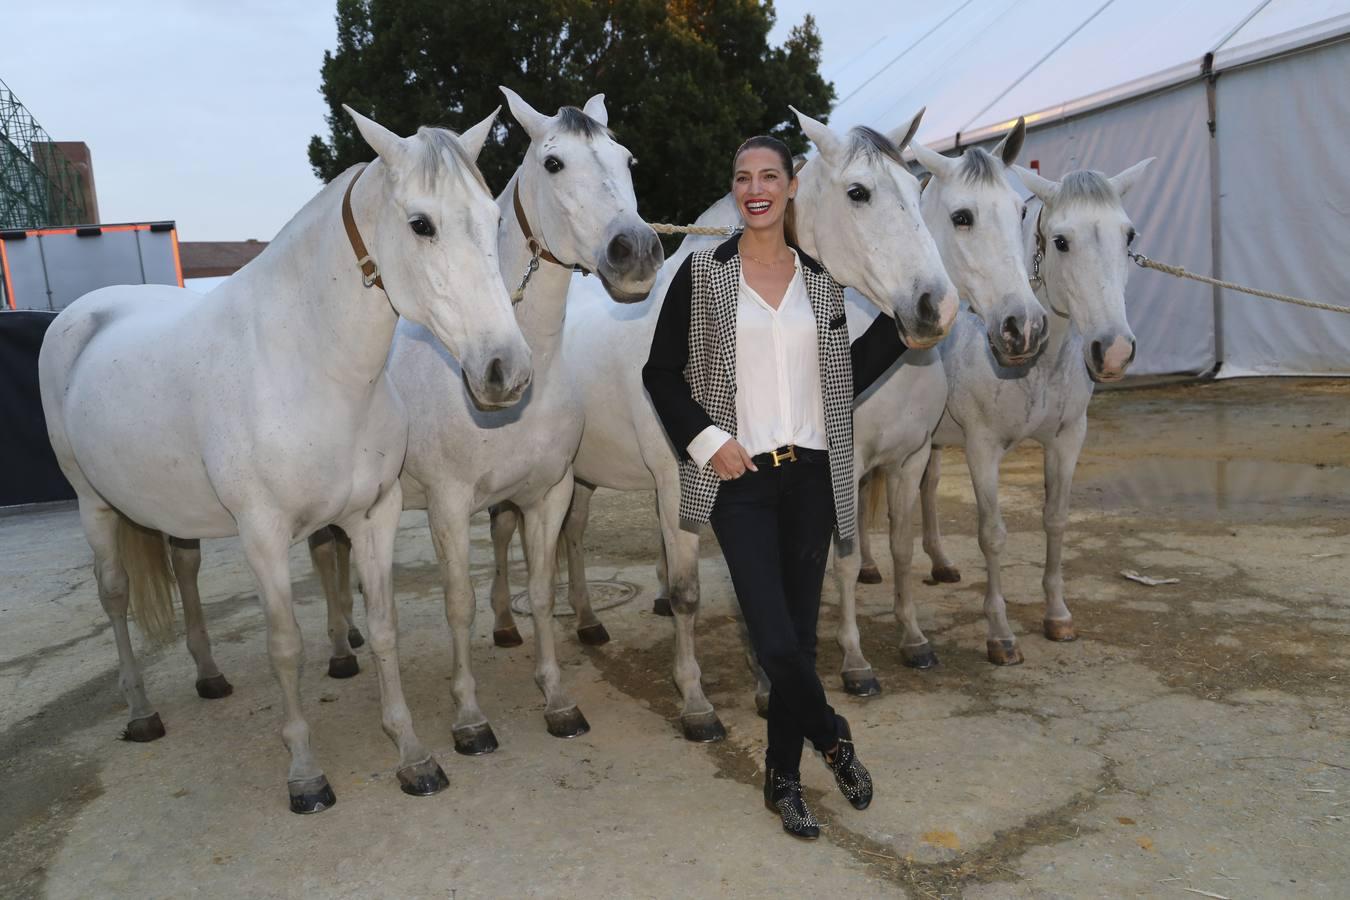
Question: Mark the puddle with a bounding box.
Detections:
[1076,458,1350,522]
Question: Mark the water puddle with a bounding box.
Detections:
[1076,458,1350,522]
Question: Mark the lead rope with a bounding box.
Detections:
[1126,249,1350,315]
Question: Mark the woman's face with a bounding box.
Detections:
[733,147,795,234]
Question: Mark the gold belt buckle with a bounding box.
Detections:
[771,445,797,467]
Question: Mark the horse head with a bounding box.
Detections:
[345,105,532,407]
[1014,159,1155,383]
[791,107,958,350]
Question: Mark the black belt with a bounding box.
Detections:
[749,444,829,468]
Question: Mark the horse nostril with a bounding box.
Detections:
[645,231,663,260]
[486,358,506,390]
[1127,339,1138,365]
[1003,316,1022,345]
[1090,341,1105,372]
[608,234,634,264]
[917,292,938,325]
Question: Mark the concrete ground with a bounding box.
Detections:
[2,378,1347,899]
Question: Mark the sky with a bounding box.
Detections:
[0,1,1010,241]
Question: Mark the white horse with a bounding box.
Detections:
[917,158,1154,665]
[38,107,531,814]
[504,108,960,742]
[827,119,1048,698]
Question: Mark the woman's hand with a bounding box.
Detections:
[710,439,759,480]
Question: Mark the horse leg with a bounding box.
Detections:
[521,470,590,738]
[856,471,883,584]
[235,518,333,813]
[333,527,363,648]
[562,480,608,645]
[341,480,447,797]
[80,502,164,741]
[921,447,961,583]
[889,448,939,669]
[487,504,524,648]
[427,490,497,755]
[652,530,674,617]
[835,527,882,696]
[742,633,772,719]
[169,537,232,699]
[1042,417,1087,642]
[965,439,1021,665]
[307,527,359,679]
[656,482,724,742]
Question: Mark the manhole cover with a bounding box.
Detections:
[508,579,639,618]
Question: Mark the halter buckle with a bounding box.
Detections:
[357,255,380,289]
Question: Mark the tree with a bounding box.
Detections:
[308,0,834,226]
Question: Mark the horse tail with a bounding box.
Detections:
[863,469,889,532]
[116,515,177,645]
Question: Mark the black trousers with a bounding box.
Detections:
[709,451,839,775]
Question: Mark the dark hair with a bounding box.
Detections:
[732,135,798,246]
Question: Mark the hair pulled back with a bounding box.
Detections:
[732,135,799,246]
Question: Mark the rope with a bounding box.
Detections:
[649,223,738,236]
[1128,250,1350,316]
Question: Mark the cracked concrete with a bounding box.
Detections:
[1,378,1347,898]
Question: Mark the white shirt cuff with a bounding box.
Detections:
[687,426,733,470]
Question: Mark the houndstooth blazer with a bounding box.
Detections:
[643,234,906,544]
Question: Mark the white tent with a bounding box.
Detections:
[819,0,1350,377]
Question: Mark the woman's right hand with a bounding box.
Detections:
[710,439,759,480]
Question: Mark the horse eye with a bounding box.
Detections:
[409,216,435,237]
[951,209,973,228]
[544,156,564,174]
[847,184,870,203]
[1127,228,1136,246]
[1021,205,1028,221]
[1053,235,1070,252]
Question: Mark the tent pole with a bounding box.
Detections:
[1205,54,1224,378]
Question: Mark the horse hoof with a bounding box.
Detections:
[347,626,365,649]
[652,596,673,617]
[754,693,770,719]
[857,565,883,585]
[288,774,336,814]
[576,623,611,646]
[1043,618,1077,642]
[902,642,940,670]
[932,565,962,583]
[327,655,359,679]
[545,707,591,739]
[121,713,166,743]
[452,722,499,756]
[195,674,234,700]
[842,671,882,696]
[397,758,450,797]
[986,639,1025,666]
[493,626,523,648]
[681,711,726,743]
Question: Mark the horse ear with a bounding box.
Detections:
[790,106,843,164]
[345,105,409,170]
[582,93,609,127]
[500,85,551,143]
[992,116,1026,167]
[909,140,957,181]
[1108,158,1155,198]
[458,106,499,162]
[1012,165,1060,204]
[886,107,926,152]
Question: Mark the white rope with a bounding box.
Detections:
[649,223,738,236]
[1128,250,1350,316]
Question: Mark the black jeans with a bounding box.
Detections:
[709,450,839,775]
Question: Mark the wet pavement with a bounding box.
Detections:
[1,377,1347,898]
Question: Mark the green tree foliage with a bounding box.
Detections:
[309,0,834,225]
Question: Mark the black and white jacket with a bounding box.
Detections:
[642,234,905,542]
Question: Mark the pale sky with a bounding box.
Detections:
[1,1,923,241]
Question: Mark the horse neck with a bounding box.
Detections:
[1022,197,1077,360]
[498,172,570,368]
[229,167,398,388]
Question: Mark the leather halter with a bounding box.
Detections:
[342,164,384,291]
[512,182,564,267]
[1030,204,1070,319]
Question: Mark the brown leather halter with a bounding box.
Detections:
[511,181,564,267]
[342,164,384,291]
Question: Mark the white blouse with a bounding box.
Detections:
[686,251,827,469]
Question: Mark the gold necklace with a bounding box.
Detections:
[743,248,792,267]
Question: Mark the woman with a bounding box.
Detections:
[642,135,907,838]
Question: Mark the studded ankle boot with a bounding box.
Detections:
[825,715,873,810]
[763,765,820,840]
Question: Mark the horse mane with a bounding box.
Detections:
[555,106,613,140]
[959,147,1003,186]
[844,126,904,167]
[1058,169,1119,207]
[414,126,491,193]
